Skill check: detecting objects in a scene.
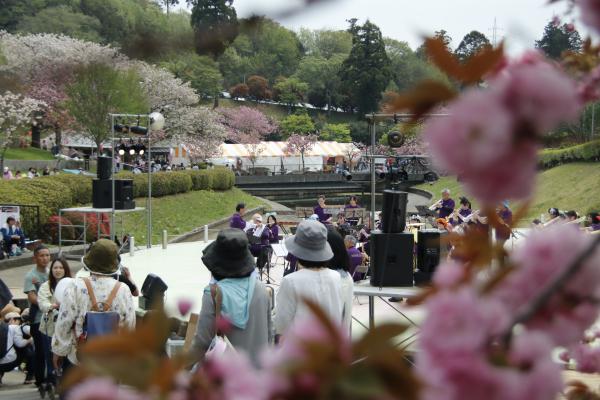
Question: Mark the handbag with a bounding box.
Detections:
[204,284,236,359]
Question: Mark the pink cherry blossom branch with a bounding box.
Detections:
[502,234,600,346]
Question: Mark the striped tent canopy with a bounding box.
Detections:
[219,141,360,158]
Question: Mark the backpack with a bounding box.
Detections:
[0,320,11,359]
[77,278,121,345]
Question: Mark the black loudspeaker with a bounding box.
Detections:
[415,229,448,286]
[92,179,135,209]
[369,232,414,287]
[97,156,112,180]
[140,274,168,310]
[381,190,407,233]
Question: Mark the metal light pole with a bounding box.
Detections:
[146,125,152,248]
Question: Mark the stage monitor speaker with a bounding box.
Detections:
[369,232,414,287]
[381,190,407,233]
[92,179,135,210]
[415,229,448,286]
[97,156,112,180]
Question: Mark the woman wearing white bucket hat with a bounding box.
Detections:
[273,220,343,337]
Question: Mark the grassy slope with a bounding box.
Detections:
[121,187,264,244]
[207,98,358,124]
[415,162,600,220]
[5,147,55,160]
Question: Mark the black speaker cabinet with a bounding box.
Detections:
[97,156,112,180]
[381,190,408,233]
[92,179,135,209]
[415,229,448,286]
[369,232,414,287]
[140,273,168,310]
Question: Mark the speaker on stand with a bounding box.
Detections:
[369,190,414,287]
[414,229,448,286]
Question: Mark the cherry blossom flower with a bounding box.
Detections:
[176,298,193,316]
[67,378,149,400]
[432,261,467,289]
[491,224,600,346]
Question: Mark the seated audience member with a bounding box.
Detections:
[229,203,247,230]
[266,215,280,244]
[193,229,271,366]
[0,311,34,384]
[531,219,543,229]
[274,220,342,337]
[3,167,12,180]
[313,195,332,224]
[326,230,354,335]
[1,217,26,256]
[345,235,367,281]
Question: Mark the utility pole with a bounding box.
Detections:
[489,18,504,46]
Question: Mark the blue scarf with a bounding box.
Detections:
[206,274,256,329]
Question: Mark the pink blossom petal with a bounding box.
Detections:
[176,298,193,316]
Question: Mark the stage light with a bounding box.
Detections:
[149,112,165,131]
[136,140,146,156]
[114,124,129,133]
[129,148,135,155]
[118,141,126,156]
[130,125,148,135]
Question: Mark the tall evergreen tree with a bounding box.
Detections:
[455,30,491,63]
[189,0,238,58]
[339,19,391,115]
[535,21,582,60]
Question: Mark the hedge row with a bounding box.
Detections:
[539,140,600,169]
[0,167,235,236]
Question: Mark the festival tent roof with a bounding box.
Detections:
[218,141,359,158]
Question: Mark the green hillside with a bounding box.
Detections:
[415,162,600,221]
[5,147,55,160]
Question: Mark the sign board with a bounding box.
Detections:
[0,206,20,230]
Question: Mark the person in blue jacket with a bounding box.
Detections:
[1,217,26,256]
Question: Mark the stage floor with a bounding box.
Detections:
[121,241,424,340]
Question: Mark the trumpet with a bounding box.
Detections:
[429,199,442,211]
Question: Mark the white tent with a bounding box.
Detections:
[213,141,360,173]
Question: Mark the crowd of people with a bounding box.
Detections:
[2,166,60,180]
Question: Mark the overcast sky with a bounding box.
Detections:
[176,0,591,54]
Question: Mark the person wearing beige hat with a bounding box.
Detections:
[52,239,135,370]
[273,220,343,337]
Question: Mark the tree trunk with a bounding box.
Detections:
[31,123,41,148]
[0,148,5,175]
[301,152,305,173]
[213,95,219,109]
[55,125,62,153]
[326,90,332,117]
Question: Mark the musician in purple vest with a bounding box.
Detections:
[430,189,455,219]
[344,235,366,281]
[344,196,360,226]
[313,195,332,224]
[229,203,247,230]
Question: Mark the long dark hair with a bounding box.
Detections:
[326,228,351,273]
[267,215,278,226]
[48,257,72,293]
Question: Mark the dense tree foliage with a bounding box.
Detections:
[536,20,582,60]
[65,63,148,149]
[274,77,309,112]
[297,28,352,59]
[320,123,351,142]
[280,112,315,138]
[454,30,491,63]
[17,5,102,42]
[161,52,223,102]
[340,19,392,115]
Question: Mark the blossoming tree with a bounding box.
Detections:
[285,133,318,172]
[0,91,45,171]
